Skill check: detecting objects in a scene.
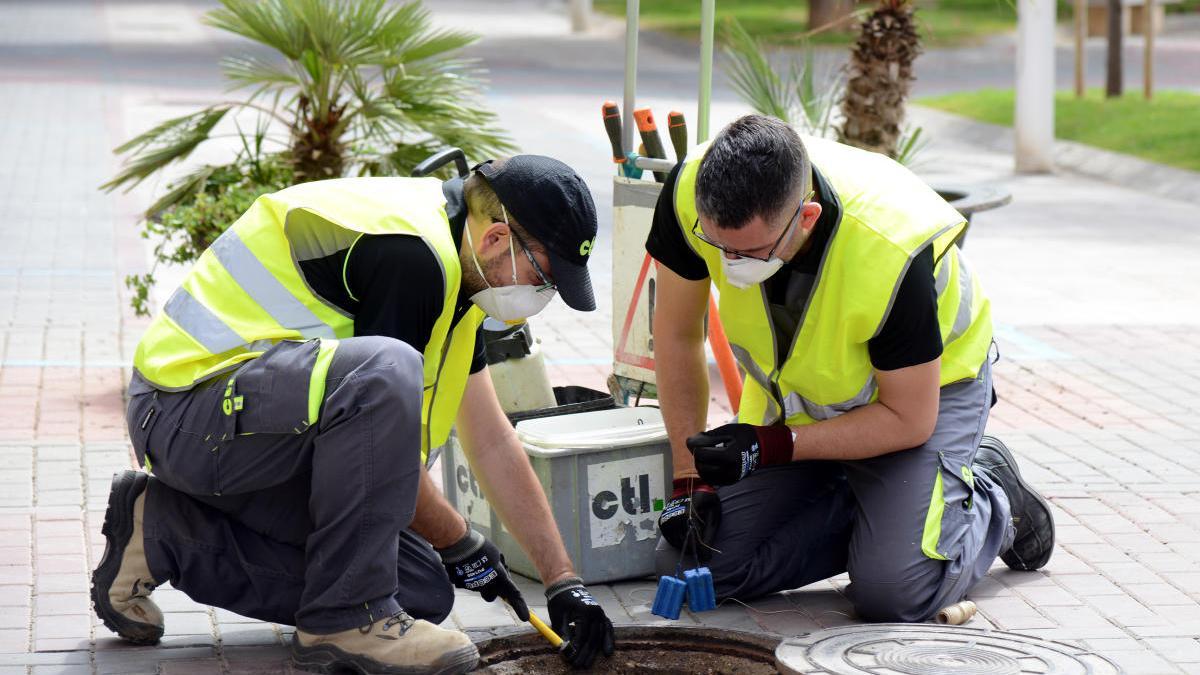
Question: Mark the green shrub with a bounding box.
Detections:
[126,150,293,316]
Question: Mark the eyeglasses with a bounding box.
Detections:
[509,227,555,292]
[692,190,814,261]
[498,203,555,292]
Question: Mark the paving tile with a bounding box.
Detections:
[33,593,91,617]
[0,608,29,630]
[34,574,86,594]
[0,585,32,608]
[158,659,223,674]
[1122,583,1197,607]
[31,666,92,675]
[1102,649,1184,674]
[31,614,91,640]
[162,612,214,637]
[217,626,280,647]
[0,568,32,586]
[154,590,208,614]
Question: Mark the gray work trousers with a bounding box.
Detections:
[655,360,1014,622]
[125,337,455,633]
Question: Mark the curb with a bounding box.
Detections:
[911,105,1200,206]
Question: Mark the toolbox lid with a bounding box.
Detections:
[516,406,667,456]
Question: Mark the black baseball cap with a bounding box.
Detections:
[474,155,598,312]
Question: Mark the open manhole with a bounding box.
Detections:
[776,624,1121,674]
[472,625,780,674]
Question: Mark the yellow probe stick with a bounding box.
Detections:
[527,611,563,648]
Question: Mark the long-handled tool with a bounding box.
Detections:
[601,101,644,179]
[632,108,668,183]
[602,101,626,167]
[667,111,688,162]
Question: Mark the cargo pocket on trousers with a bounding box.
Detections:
[126,393,160,471]
[230,339,321,435]
[921,452,979,579]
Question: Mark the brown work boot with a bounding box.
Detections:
[91,470,164,644]
[292,611,479,675]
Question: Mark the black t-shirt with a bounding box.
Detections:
[645,164,942,371]
[298,179,486,374]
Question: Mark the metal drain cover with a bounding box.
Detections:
[776,624,1120,675]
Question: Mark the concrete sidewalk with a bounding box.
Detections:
[1,0,1199,673]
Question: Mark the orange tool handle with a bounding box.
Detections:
[633,108,668,182]
[707,294,742,414]
[633,108,657,132]
[601,101,625,164]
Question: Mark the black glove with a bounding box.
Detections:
[687,422,793,486]
[438,528,529,621]
[546,576,615,669]
[658,477,722,562]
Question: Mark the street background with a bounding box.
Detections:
[1,0,1199,672]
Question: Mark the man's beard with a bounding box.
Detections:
[460,247,510,297]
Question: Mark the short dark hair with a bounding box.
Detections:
[695,114,811,230]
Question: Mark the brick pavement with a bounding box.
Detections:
[2,0,1199,673]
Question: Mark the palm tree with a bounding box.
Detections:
[102,0,514,206]
[838,0,922,157]
[722,18,844,140]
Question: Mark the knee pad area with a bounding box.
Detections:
[846,579,939,623]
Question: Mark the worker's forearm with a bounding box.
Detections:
[655,333,710,480]
[411,468,469,549]
[790,400,933,461]
[467,430,575,586]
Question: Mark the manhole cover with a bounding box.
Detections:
[473,624,780,674]
[776,624,1121,675]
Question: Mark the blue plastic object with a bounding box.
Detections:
[684,567,716,612]
[620,152,645,179]
[651,575,687,620]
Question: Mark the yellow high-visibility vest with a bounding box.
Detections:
[673,137,992,428]
[132,177,484,462]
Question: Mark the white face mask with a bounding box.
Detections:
[464,209,556,325]
[721,255,785,289]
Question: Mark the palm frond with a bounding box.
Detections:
[102,106,231,192]
[894,125,928,167]
[205,0,308,60]
[143,165,217,218]
[114,0,511,193]
[722,18,794,124]
[220,54,301,92]
[396,28,479,65]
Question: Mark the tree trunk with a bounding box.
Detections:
[1105,0,1123,97]
[810,0,855,32]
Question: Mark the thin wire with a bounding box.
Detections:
[625,588,823,618]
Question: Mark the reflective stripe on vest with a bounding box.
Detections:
[673,136,993,427]
[134,177,476,462]
[209,230,336,341]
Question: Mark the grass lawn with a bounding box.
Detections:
[918,88,1200,172]
[594,0,1018,47]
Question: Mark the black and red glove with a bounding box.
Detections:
[686,423,793,486]
[657,478,722,562]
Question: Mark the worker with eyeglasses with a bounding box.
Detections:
[648,114,1054,622]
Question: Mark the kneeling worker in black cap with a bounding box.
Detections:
[93,156,616,673]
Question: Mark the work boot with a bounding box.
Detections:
[91,470,164,644]
[292,610,479,675]
[974,435,1055,571]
